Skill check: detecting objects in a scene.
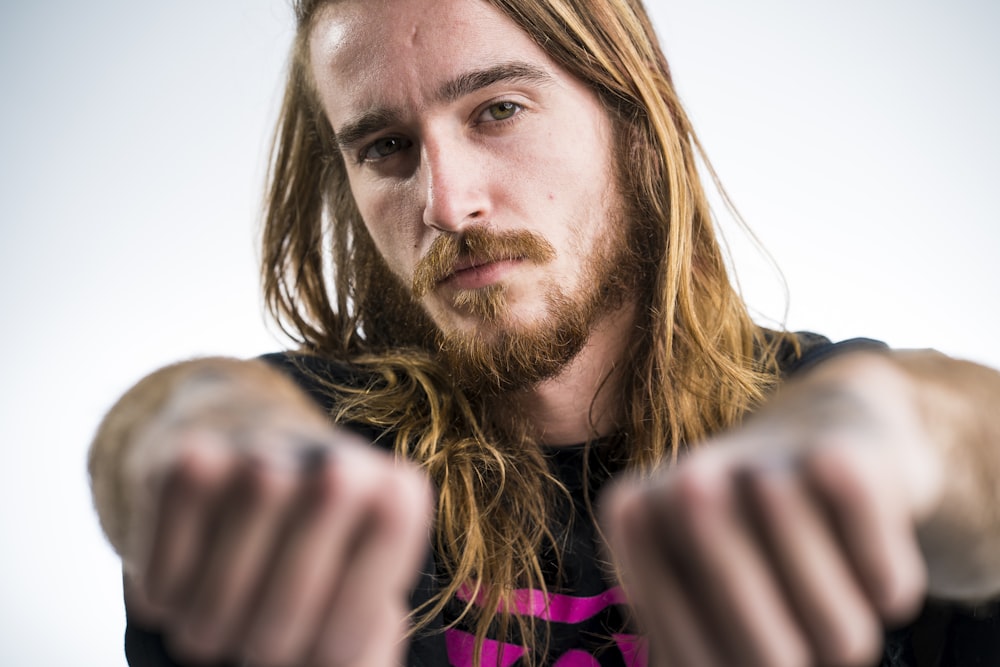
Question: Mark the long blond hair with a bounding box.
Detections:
[262,0,789,662]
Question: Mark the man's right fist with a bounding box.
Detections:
[91,358,433,667]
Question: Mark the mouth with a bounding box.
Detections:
[411,229,556,298]
[440,255,524,289]
[449,254,518,276]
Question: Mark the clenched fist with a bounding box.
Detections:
[601,352,946,667]
[91,358,433,667]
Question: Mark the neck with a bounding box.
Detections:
[512,303,638,446]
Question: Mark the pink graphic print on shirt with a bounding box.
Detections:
[445,586,647,667]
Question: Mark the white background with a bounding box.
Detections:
[1,1,997,665]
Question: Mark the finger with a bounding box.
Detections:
[309,461,432,665]
[653,459,810,667]
[238,450,361,665]
[172,453,299,662]
[805,443,927,623]
[741,465,883,666]
[139,432,233,610]
[607,485,723,667]
[314,599,409,667]
[239,447,427,666]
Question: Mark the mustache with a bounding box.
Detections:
[411,228,555,297]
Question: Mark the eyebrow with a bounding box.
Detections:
[437,61,552,105]
[333,61,554,150]
[334,108,400,151]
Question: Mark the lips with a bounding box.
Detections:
[445,254,521,282]
[440,256,524,289]
[411,229,556,298]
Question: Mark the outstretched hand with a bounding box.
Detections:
[601,352,946,667]
[112,362,433,667]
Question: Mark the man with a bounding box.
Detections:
[88,0,1000,665]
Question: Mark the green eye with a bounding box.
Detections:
[485,101,520,121]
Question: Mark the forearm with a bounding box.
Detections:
[798,348,1000,601]
[599,345,1000,667]
[888,349,1000,601]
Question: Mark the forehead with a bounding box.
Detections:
[308,0,556,120]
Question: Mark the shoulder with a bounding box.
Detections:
[774,331,888,378]
[258,352,373,404]
[258,351,390,445]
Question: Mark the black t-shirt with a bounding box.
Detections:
[123,334,999,666]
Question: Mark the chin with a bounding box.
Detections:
[428,288,544,333]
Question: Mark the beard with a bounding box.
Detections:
[403,212,640,396]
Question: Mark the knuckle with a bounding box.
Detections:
[597,490,629,538]
[370,472,409,528]
[157,440,235,506]
[323,456,367,506]
[805,445,876,502]
[663,465,727,531]
[878,565,927,622]
[672,460,725,506]
[400,465,434,514]
[243,460,296,505]
[828,620,883,666]
[600,478,648,533]
[167,446,224,493]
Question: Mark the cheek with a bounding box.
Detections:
[349,177,423,275]
[525,138,610,214]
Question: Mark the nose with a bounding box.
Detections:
[420,133,489,233]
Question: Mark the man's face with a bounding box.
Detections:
[309,0,635,388]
